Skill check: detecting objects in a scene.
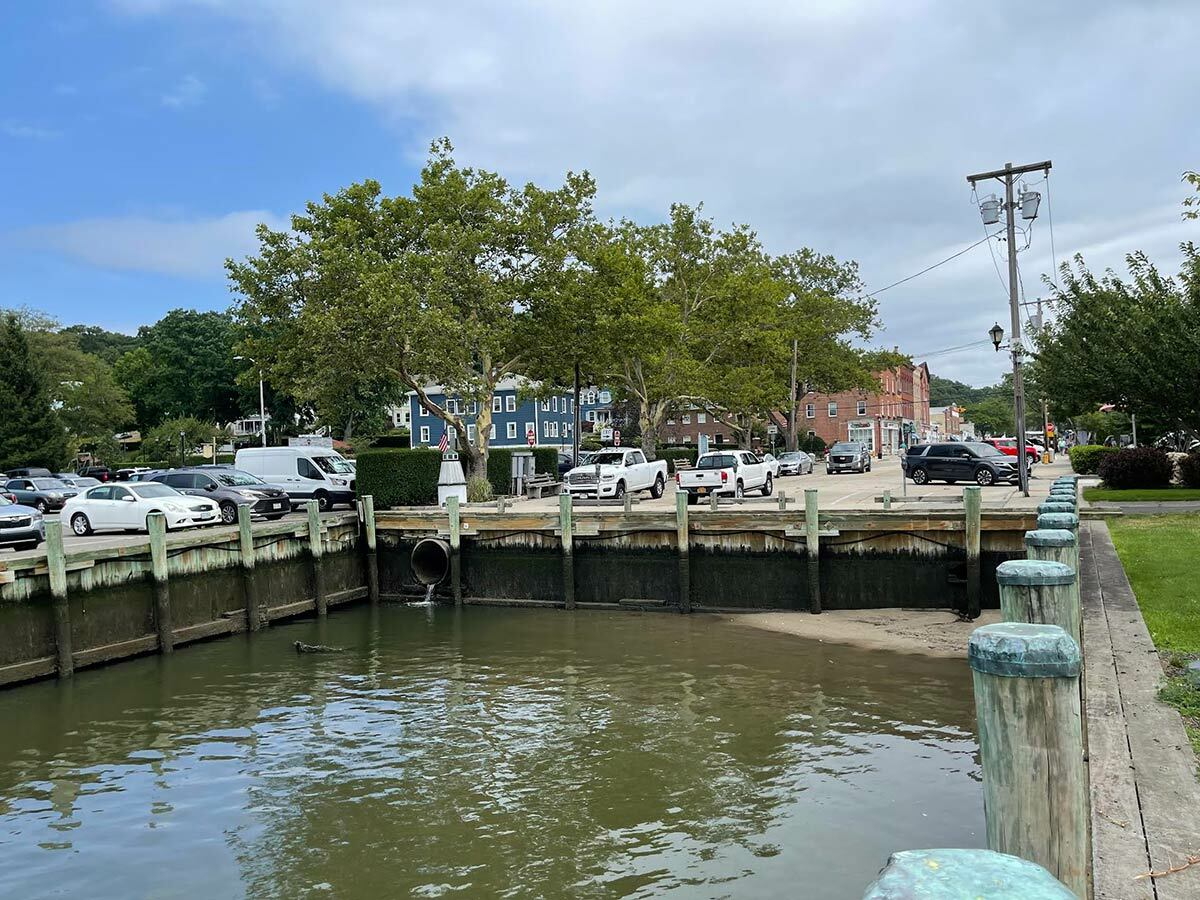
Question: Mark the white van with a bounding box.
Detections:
[234,447,355,511]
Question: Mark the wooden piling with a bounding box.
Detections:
[996,559,1079,647]
[46,520,73,678]
[147,512,173,653]
[968,622,1087,897]
[447,494,462,606]
[778,489,787,511]
[964,485,982,619]
[675,490,691,613]
[1025,528,1080,603]
[804,488,821,614]
[709,491,718,511]
[306,500,326,616]
[623,490,632,514]
[560,492,575,610]
[237,504,263,631]
[362,494,380,605]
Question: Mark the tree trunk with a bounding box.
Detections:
[639,399,666,459]
[473,399,493,483]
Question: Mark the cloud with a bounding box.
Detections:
[109,0,1200,384]
[3,122,61,140]
[25,211,285,278]
[161,74,206,108]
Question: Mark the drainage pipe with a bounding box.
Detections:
[411,537,452,586]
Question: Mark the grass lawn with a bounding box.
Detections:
[1084,486,1200,502]
[1108,514,1200,756]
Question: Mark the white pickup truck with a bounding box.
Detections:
[563,448,668,499]
[676,450,773,504]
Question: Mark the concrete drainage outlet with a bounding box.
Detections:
[411,538,451,585]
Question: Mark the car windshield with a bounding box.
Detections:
[780,452,803,460]
[128,483,179,498]
[697,454,737,469]
[831,443,861,452]
[313,456,354,475]
[32,479,70,490]
[215,469,266,487]
[589,452,626,466]
[74,478,100,488]
[969,442,1006,458]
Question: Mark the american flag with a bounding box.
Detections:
[438,428,449,452]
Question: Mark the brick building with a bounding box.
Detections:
[799,361,931,456]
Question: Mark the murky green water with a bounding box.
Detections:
[0,606,983,898]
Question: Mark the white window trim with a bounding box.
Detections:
[857,401,867,416]
[505,395,516,412]
[506,422,517,439]
[467,424,476,443]
[493,396,503,413]
[805,404,815,418]
[828,402,838,418]
[419,426,430,443]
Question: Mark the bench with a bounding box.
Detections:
[525,473,561,499]
[671,460,694,472]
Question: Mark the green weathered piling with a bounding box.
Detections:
[862,848,1077,899]
[804,488,821,615]
[1037,512,1079,536]
[675,490,691,613]
[362,494,380,605]
[968,623,1087,897]
[306,500,326,616]
[559,491,575,610]
[1038,500,1077,515]
[447,494,462,606]
[996,559,1079,647]
[237,504,262,631]
[1025,528,1080,595]
[148,512,173,654]
[964,486,982,619]
[46,520,73,678]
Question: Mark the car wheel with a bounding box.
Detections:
[735,481,744,499]
[219,501,238,525]
[976,468,995,486]
[650,475,664,499]
[911,467,929,486]
[35,499,47,513]
[615,481,626,499]
[70,513,93,536]
[761,474,773,497]
[314,490,330,512]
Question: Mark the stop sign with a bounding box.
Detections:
[527,429,535,447]
[614,429,621,447]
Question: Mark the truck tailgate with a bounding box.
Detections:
[678,471,723,489]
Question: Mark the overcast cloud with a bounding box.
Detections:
[110,0,1199,384]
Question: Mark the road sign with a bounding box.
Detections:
[600,427,613,441]
[614,429,621,447]
[767,424,778,435]
[527,429,536,447]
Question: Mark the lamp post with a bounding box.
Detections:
[234,356,268,447]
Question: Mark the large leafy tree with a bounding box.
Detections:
[141,417,231,464]
[0,315,69,470]
[229,139,595,473]
[1035,247,1200,435]
[58,324,140,365]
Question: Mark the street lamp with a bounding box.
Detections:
[989,322,1005,352]
[234,356,268,447]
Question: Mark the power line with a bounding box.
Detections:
[866,231,1003,298]
[973,185,1009,296]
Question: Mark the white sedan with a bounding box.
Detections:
[62,482,221,536]
[776,451,815,476]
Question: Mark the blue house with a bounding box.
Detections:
[409,378,579,451]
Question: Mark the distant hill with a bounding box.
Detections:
[928,374,1006,407]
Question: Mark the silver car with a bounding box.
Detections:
[776,451,814,476]
[0,495,45,551]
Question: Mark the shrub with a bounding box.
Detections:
[354,448,442,507]
[658,447,698,472]
[486,448,513,496]
[532,447,558,474]
[1178,452,1200,488]
[1097,447,1174,489]
[466,476,494,503]
[798,433,827,455]
[1068,444,1118,475]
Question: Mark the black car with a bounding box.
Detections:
[4,467,53,479]
[903,442,1020,486]
[78,466,112,482]
[2,477,79,512]
[826,441,872,474]
[151,467,291,524]
[557,452,574,477]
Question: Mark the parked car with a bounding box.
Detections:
[760,453,782,478]
[557,452,575,478]
[235,447,355,511]
[826,442,872,474]
[0,494,45,551]
[150,467,291,524]
[983,437,1039,463]
[776,451,814,476]
[563,448,668,499]
[61,482,220,535]
[68,476,102,490]
[2,477,79,513]
[114,467,153,481]
[677,450,772,503]
[78,466,111,482]
[903,442,1021,486]
[4,467,53,479]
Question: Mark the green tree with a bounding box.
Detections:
[963,396,1013,437]
[141,417,230,464]
[0,315,69,470]
[58,324,140,365]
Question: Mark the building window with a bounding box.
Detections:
[584,390,596,404]
[467,424,476,443]
[682,414,691,424]
[493,396,502,413]
[586,411,596,422]
[446,399,459,415]
[544,420,551,437]
[525,422,535,442]
[807,430,816,438]
[552,396,558,412]
[857,400,867,416]
[420,404,430,417]
[470,400,478,414]
[715,433,724,444]
[697,412,707,424]
[599,391,611,403]
[506,422,517,439]
[506,395,517,412]
[489,424,497,439]
[667,418,676,425]
[805,403,815,418]
[828,402,838,417]
[419,426,430,443]
[541,399,550,412]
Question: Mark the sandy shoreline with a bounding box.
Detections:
[724,608,1002,658]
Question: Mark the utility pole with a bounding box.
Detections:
[573,361,581,464]
[967,159,1051,497]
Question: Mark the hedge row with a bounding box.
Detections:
[1097,447,1174,489]
[1180,453,1200,488]
[533,447,558,475]
[355,448,442,507]
[487,448,513,497]
[1068,444,1118,475]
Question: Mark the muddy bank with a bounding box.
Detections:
[725,608,1002,659]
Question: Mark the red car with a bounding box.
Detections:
[984,438,1039,461]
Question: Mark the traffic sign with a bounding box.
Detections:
[767,424,778,435]
[614,429,621,447]
[527,429,535,447]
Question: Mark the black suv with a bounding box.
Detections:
[151,468,291,524]
[903,442,1019,486]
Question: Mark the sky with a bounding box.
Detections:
[2,1,1197,386]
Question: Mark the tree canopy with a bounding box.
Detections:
[0,315,70,470]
